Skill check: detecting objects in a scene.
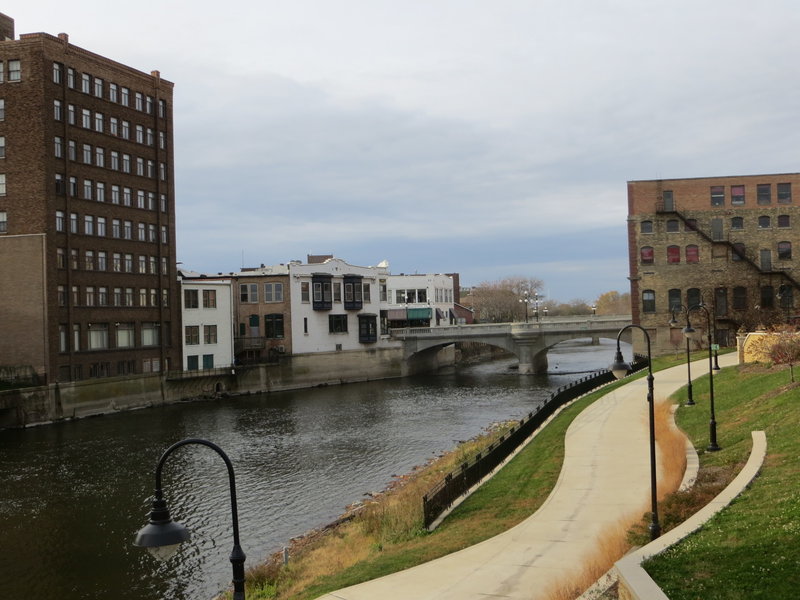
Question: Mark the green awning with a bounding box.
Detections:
[407,307,432,319]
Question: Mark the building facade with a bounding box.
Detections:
[628,173,800,355]
[179,273,234,370]
[385,273,458,329]
[0,15,180,382]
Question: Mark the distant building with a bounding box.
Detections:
[627,173,800,355]
[179,272,234,370]
[0,14,180,381]
[385,273,458,328]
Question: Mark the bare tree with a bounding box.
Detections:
[469,276,544,323]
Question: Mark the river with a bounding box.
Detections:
[0,339,627,600]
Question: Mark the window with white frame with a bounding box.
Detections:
[53,62,62,83]
[8,60,21,82]
[88,324,109,350]
[264,282,284,302]
[0,210,6,234]
[116,323,134,348]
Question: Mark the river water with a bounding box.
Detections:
[0,339,627,600]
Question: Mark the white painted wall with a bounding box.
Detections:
[180,277,234,369]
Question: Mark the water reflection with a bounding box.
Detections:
[0,339,624,600]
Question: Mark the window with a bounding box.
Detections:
[136,157,144,176]
[0,98,3,120]
[112,252,122,272]
[301,282,310,302]
[687,288,701,308]
[137,190,146,209]
[667,245,681,263]
[731,185,745,205]
[240,283,258,303]
[662,190,674,211]
[778,241,792,260]
[159,99,167,118]
[53,62,62,83]
[640,220,653,233]
[733,287,747,310]
[109,83,118,103]
[329,314,348,333]
[97,251,107,271]
[84,250,94,270]
[757,184,771,205]
[668,289,682,312]
[141,323,160,346]
[95,147,104,168]
[640,246,654,264]
[358,315,378,343]
[96,182,105,203]
[95,216,105,237]
[123,188,132,206]
[760,285,775,309]
[0,210,6,234]
[82,108,91,129]
[73,324,80,351]
[685,245,699,263]
[204,325,218,344]
[135,92,144,111]
[69,212,78,233]
[778,285,793,310]
[715,288,728,317]
[642,290,656,313]
[94,78,103,97]
[149,256,157,274]
[760,249,772,271]
[146,96,154,114]
[88,323,108,350]
[778,215,790,228]
[137,222,146,241]
[264,314,284,338]
[53,99,62,121]
[55,174,65,195]
[98,287,108,306]
[666,219,680,232]
[264,283,283,302]
[70,249,78,270]
[777,183,792,204]
[138,255,147,273]
[710,186,725,206]
[363,283,371,303]
[116,323,135,348]
[8,60,20,82]
[758,215,771,228]
[187,356,199,371]
[67,104,75,124]
[185,326,200,345]
[684,218,697,231]
[159,131,166,149]
[184,289,199,308]
[0,173,5,195]
[122,121,130,139]
[67,68,75,88]
[136,125,144,144]
[124,253,133,272]
[139,288,147,307]
[56,210,65,231]
[59,324,67,352]
[202,289,217,308]
[53,136,63,158]
[147,128,154,146]
[731,216,744,230]
[81,73,91,93]
[121,87,130,106]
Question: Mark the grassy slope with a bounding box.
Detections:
[644,365,800,599]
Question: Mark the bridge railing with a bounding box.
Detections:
[421,353,648,530]
[390,315,632,339]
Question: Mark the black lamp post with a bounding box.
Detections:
[591,304,597,316]
[688,305,721,452]
[519,291,530,323]
[669,305,695,406]
[610,325,661,540]
[134,438,247,600]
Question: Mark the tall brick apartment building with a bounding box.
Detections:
[0,14,180,382]
[628,173,800,355]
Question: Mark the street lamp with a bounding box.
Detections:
[519,291,530,323]
[609,325,661,540]
[134,438,247,600]
[669,305,695,406]
[591,304,597,316]
[688,305,721,452]
[519,291,540,323]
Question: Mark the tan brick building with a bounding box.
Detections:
[232,266,292,364]
[0,14,180,382]
[628,173,800,355]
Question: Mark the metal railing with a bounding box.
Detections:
[421,355,649,529]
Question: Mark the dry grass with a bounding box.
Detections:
[540,398,688,600]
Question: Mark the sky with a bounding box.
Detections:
[7,1,800,301]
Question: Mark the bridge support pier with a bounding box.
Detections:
[517,344,549,375]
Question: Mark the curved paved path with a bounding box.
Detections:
[318,353,737,600]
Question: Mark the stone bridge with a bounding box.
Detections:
[390,315,633,374]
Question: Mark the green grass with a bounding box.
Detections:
[643,364,800,599]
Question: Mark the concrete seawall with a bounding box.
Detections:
[0,345,455,430]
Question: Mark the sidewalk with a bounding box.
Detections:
[317,352,737,600]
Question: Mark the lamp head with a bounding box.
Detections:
[682,325,696,340]
[610,348,631,380]
[668,315,679,327]
[134,496,190,562]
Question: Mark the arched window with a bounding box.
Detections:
[778,241,792,260]
[667,245,681,263]
[778,214,790,228]
[731,216,744,230]
[758,215,771,228]
[640,246,654,264]
[686,245,699,263]
[642,290,656,313]
[640,220,653,233]
[666,219,680,232]
[668,289,682,311]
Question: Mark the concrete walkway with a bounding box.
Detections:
[317,352,738,600]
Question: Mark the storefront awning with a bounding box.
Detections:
[408,307,432,320]
[387,309,407,320]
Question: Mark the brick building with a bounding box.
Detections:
[628,173,800,355]
[0,14,180,382]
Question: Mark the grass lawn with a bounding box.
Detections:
[643,364,800,599]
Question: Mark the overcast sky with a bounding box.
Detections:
[7,1,800,300]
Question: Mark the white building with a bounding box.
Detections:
[288,257,395,354]
[385,273,457,328]
[179,272,235,370]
